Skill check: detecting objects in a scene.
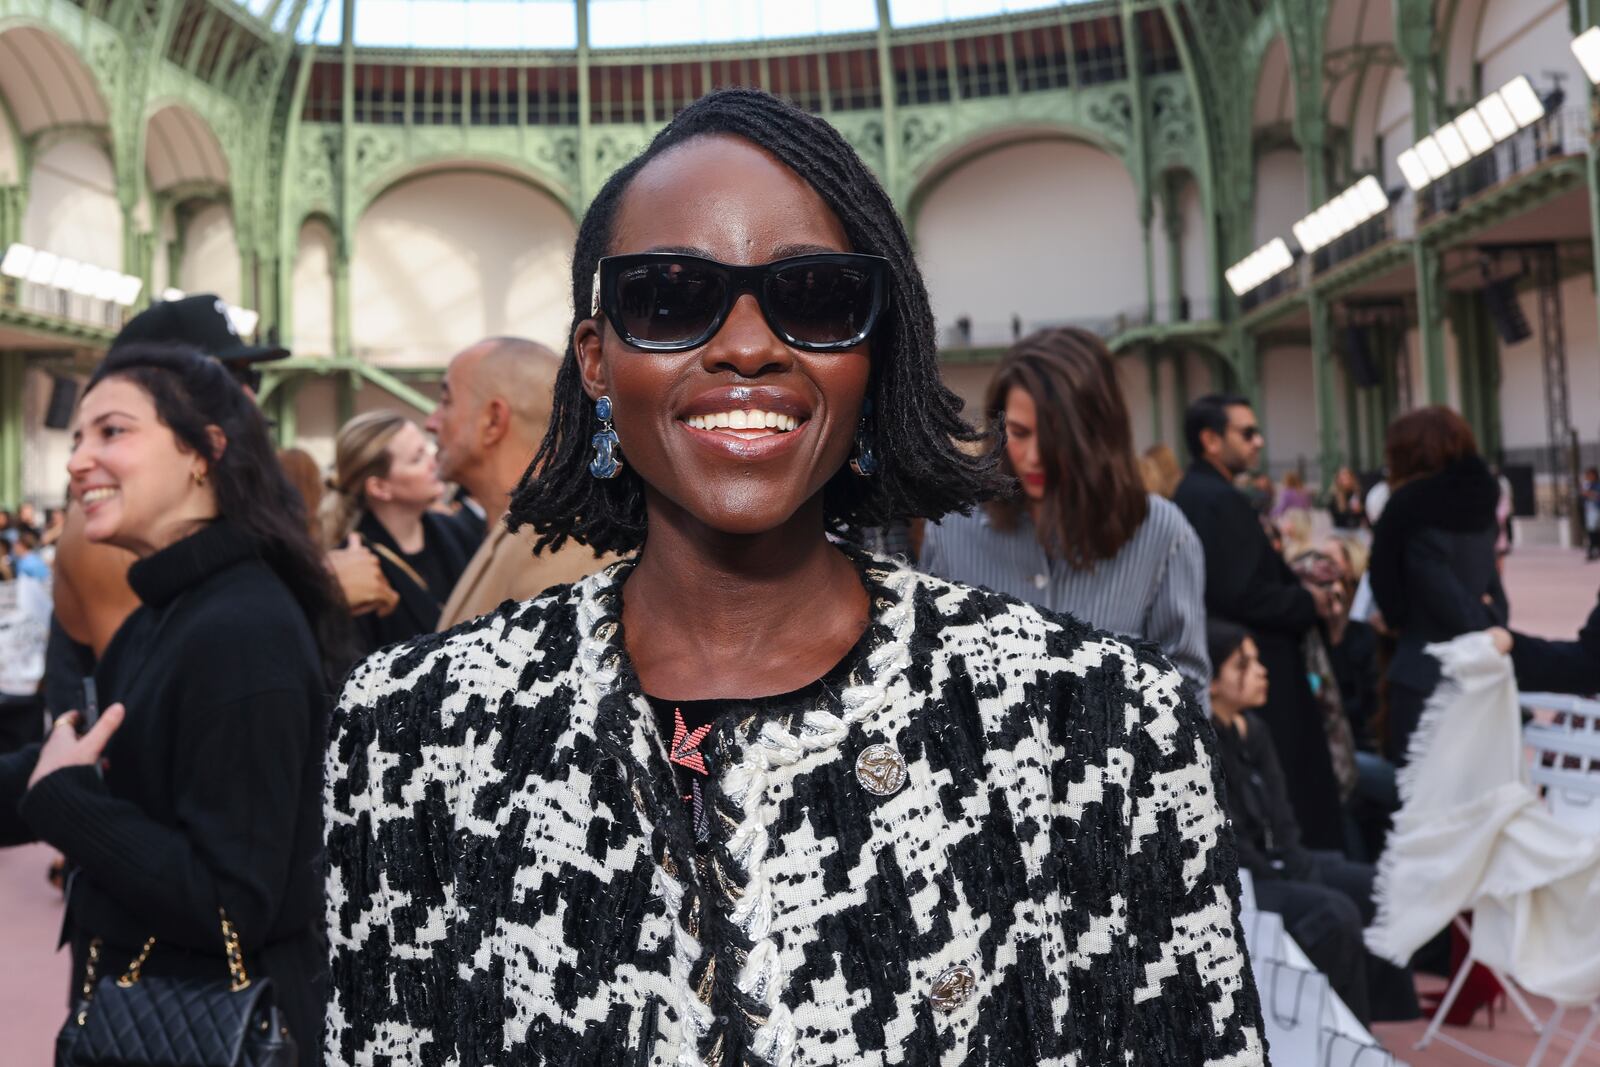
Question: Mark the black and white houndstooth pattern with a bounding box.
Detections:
[325,550,1266,1066]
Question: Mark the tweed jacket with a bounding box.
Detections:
[325,550,1266,1067]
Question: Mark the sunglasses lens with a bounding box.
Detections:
[615,261,726,347]
[766,261,877,347]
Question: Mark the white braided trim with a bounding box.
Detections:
[726,558,919,1066]
[574,572,713,1067]
[574,555,919,1067]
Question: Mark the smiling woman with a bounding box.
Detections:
[0,344,349,1066]
[323,88,1266,1067]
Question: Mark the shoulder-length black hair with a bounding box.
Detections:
[88,343,354,685]
[986,327,1148,569]
[507,87,1007,554]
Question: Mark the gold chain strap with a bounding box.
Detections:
[115,937,157,988]
[77,907,251,1025]
[220,909,251,992]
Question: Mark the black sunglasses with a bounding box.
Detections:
[592,252,888,353]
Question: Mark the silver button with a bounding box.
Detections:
[855,743,907,796]
[929,964,977,1012]
[1033,573,1048,589]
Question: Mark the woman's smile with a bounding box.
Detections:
[676,384,813,460]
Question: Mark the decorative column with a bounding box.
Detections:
[1395,0,1446,404]
[1309,294,1341,480]
[576,0,593,205]
[0,184,23,247]
[1414,243,1447,403]
[1145,348,1165,444]
[335,0,356,359]
[873,0,900,196]
[0,354,23,509]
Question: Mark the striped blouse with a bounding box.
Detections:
[919,494,1211,701]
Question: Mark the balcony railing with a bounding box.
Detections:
[1,278,129,334]
[937,299,1218,350]
[1418,104,1587,222]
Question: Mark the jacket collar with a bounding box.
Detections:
[126,519,254,609]
[571,543,920,860]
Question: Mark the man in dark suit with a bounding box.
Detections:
[1174,395,1345,850]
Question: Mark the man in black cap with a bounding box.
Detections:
[53,295,395,668]
[110,293,288,398]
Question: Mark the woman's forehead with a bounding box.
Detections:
[611,135,851,261]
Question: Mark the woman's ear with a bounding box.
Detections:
[573,319,607,402]
[363,473,392,504]
[204,425,228,471]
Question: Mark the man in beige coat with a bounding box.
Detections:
[429,337,608,630]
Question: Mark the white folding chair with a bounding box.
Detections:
[1415,693,1600,1067]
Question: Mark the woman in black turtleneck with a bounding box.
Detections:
[1369,406,1507,764]
[0,343,349,1065]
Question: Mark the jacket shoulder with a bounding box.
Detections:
[338,580,579,718]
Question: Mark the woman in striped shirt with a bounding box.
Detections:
[919,326,1210,699]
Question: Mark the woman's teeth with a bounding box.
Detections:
[81,488,118,505]
[685,411,800,433]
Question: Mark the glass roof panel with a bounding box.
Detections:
[353,0,577,48]
[588,0,876,48]
[889,0,1083,26]
[284,0,1092,48]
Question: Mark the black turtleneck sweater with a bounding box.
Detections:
[0,521,327,1051]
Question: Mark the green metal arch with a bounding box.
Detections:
[904,125,1139,237]
[352,153,579,223]
[0,16,114,131]
[140,96,239,191]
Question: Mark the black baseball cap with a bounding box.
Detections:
[111,294,289,364]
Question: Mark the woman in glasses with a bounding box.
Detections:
[324,89,1263,1066]
[920,327,1210,704]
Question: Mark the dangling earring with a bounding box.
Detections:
[849,398,878,477]
[589,395,624,479]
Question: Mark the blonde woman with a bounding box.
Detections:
[324,411,475,653]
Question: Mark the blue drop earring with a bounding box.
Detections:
[589,395,624,479]
[849,398,878,477]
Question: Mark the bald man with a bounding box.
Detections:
[429,337,609,629]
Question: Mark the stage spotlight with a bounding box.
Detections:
[1573,26,1600,84]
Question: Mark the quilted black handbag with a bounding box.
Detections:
[55,908,297,1067]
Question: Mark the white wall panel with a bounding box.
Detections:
[20,138,121,271]
[177,202,242,306]
[293,219,337,356]
[1260,345,1317,475]
[1253,149,1307,248]
[1477,0,1580,97]
[914,139,1144,341]
[351,170,575,366]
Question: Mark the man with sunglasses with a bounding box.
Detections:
[1175,394,1347,853]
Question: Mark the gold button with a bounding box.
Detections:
[855,743,907,796]
[929,964,977,1012]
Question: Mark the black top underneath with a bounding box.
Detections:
[355,510,476,654]
[1210,710,1313,882]
[644,632,869,843]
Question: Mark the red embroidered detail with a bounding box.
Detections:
[669,708,712,776]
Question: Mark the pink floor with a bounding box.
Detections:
[2,546,1598,1063]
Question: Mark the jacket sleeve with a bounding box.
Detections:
[19,684,314,952]
[1121,658,1267,1064]
[324,651,459,1067]
[1511,599,1600,696]
[0,742,41,847]
[1189,491,1316,636]
[1145,517,1212,710]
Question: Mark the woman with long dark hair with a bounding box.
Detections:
[1369,406,1506,763]
[0,343,348,1063]
[920,327,1210,699]
[323,89,1262,1065]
